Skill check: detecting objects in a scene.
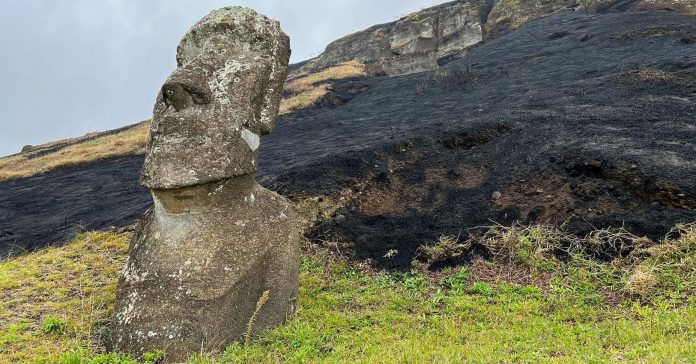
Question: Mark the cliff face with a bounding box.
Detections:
[292,0,694,77]
[295,0,486,76]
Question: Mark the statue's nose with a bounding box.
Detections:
[161,74,211,111]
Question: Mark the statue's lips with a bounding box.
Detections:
[141,118,260,190]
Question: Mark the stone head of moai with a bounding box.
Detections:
[111,7,299,361]
[140,6,290,189]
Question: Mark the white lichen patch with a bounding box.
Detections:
[116,291,140,325]
[240,128,260,151]
[208,60,251,105]
[122,262,149,284]
[244,193,256,204]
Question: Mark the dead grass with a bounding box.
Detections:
[624,266,659,296]
[279,60,366,115]
[417,235,464,264]
[0,122,150,181]
[616,68,676,84]
[414,222,695,303]
[279,85,331,115]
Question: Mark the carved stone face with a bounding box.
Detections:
[140,7,290,189]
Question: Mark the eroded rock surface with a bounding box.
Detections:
[110,7,299,360]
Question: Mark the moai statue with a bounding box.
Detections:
[110,7,299,361]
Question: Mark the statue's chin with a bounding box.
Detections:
[140,152,259,190]
[149,174,258,214]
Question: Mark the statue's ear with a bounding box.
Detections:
[258,32,290,135]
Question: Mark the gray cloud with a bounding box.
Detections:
[0,0,445,156]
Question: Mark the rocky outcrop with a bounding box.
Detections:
[294,0,485,76]
[634,0,696,14]
[292,0,694,77]
[110,7,299,361]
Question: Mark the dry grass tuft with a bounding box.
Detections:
[615,68,677,85]
[624,266,659,296]
[244,290,270,346]
[279,85,332,115]
[632,68,675,82]
[417,235,466,264]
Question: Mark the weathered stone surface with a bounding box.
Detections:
[112,177,299,359]
[140,6,290,189]
[111,7,298,361]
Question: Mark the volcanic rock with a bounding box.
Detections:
[110,7,299,360]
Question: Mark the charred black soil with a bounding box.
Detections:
[2,11,695,268]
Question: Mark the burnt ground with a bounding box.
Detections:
[1,10,695,268]
[0,157,151,255]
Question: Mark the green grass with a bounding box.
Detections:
[1,225,695,363]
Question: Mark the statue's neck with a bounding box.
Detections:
[151,173,257,214]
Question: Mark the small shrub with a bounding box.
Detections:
[142,350,164,364]
[42,316,66,336]
[468,282,495,296]
[400,270,427,290]
[443,268,470,291]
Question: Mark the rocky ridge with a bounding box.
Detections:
[291,0,695,77]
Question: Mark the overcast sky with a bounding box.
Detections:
[0,0,446,156]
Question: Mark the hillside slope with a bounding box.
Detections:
[1,9,695,264]
[2,0,693,177]
[291,0,696,76]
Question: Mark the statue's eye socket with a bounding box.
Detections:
[191,92,206,105]
[162,84,209,111]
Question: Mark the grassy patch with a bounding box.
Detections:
[280,60,366,115]
[1,224,695,363]
[0,231,128,363]
[0,122,150,181]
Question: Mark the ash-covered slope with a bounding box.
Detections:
[265,10,696,268]
[1,10,695,267]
